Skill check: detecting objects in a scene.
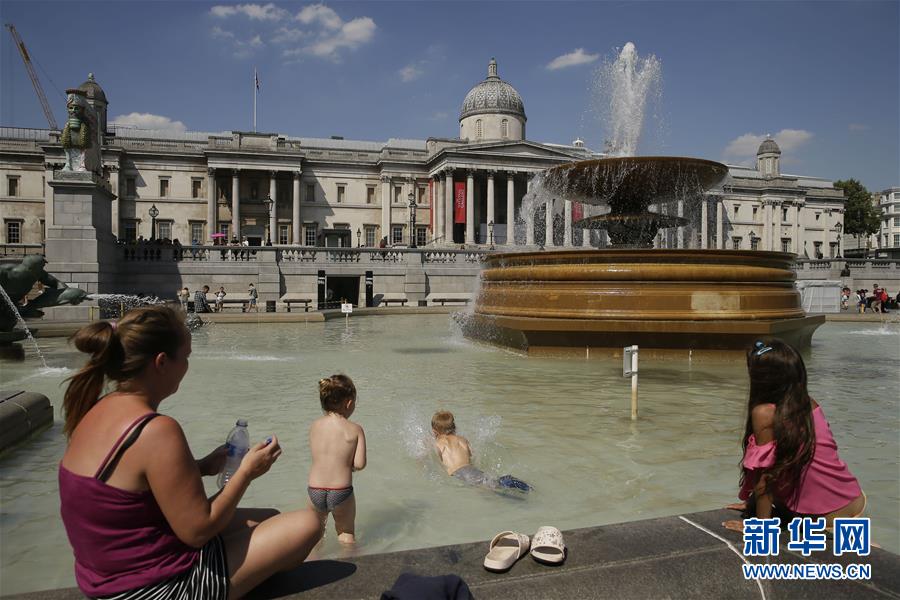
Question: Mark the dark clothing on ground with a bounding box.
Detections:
[381,573,474,600]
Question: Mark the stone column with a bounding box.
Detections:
[269,171,278,244]
[206,167,216,243]
[795,204,804,256]
[109,166,120,238]
[545,197,555,247]
[231,169,240,240]
[716,199,723,249]
[564,199,573,247]
[525,175,535,245]
[292,171,301,245]
[677,199,685,249]
[381,176,391,243]
[486,171,495,244]
[465,170,475,244]
[700,197,708,249]
[772,201,782,252]
[433,175,442,244]
[763,201,773,251]
[506,172,515,245]
[445,170,454,244]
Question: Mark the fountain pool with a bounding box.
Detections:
[0,315,898,594]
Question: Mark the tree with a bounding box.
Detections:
[835,179,880,255]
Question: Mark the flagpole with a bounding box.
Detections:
[253,68,257,132]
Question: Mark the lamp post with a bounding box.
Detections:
[749,231,758,251]
[408,191,417,248]
[263,195,273,245]
[834,222,843,258]
[357,227,361,247]
[148,204,159,240]
[488,220,494,249]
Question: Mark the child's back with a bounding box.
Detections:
[309,414,364,488]
[434,432,472,476]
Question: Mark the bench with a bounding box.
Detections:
[380,298,408,307]
[216,299,251,312]
[431,298,471,306]
[284,298,313,312]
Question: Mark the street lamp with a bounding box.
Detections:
[148,204,159,240]
[357,227,361,247]
[834,222,843,258]
[408,191,417,248]
[488,220,494,249]
[263,195,273,245]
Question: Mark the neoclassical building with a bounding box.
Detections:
[1,60,845,255]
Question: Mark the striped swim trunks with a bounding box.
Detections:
[96,535,229,600]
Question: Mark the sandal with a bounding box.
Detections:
[483,531,530,572]
[531,526,566,564]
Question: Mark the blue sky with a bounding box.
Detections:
[1,1,897,190]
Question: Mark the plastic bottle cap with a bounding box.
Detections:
[236,419,248,427]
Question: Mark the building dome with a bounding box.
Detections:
[459,58,526,121]
[78,73,107,104]
[757,137,780,155]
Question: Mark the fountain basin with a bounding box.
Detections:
[467,249,825,357]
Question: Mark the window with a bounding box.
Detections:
[782,207,789,222]
[781,238,791,253]
[365,225,376,247]
[732,237,742,250]
[126,177,136,197]
[219,223,230,239]
[417,186,426,205]
[475,119,483,140]
[157,221,173,240]
[39,219,45,243]
[190,222,204,244]
[304,223,317,246]
[123,220,138,242]
[894,234,900,246]
[750,237,759,251]
[7,176,19,197]
[191,179,202,199]
[813,241,823,258]
[159,178,169,198]
[337,184,345,204]
[416,226,427,247]
[306,184,315,203]
[829,242,838,258]
[366,186,375,205]
[392,225,403,245]
[5,220,22,243]
[394,186,402,203]
[894,217,900,226]
[501,119,508,139]
[42,176,45,197]
[278,224,290,245]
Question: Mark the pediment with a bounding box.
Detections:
[450,140,584,160]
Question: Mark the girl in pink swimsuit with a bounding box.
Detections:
[723,339,866,533]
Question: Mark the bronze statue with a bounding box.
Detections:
[0,255,89,336]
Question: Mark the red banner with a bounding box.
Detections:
[454,182,466,224]
[572,202,584,222]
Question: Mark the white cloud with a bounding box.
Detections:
[848,123,869,132]
[211,26,264,58]
[723,129,814,164]
[210,3,288,21]
[211,26,235,39]
[304,16,375,60]
[399,63,423,83]
[272,27,306,44]
[296,3,342,29]
[546,48,599,70]
[111,113,186,133]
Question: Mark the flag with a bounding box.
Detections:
[255,69,260,92]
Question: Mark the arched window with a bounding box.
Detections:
[501,119,508,139]
[475,119,483,140]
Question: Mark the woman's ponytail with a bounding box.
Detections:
[63,321,123,437]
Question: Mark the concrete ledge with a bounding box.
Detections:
[9,509,898,599]
[0,390,53,455]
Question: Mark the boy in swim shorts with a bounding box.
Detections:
[307,374,366,543]
[431,411,530,492]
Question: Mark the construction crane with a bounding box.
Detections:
[5,23,59,130]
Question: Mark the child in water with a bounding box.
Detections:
[431,411,530,492]
[723,339,865,532]
[308,374,366,543]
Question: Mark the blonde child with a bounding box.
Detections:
[308,375,366,543]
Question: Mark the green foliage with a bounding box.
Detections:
[836,179,880,238]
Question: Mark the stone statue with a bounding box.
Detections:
[0,255,89,338]
[60,89,98,173]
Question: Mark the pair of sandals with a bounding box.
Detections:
[483,526,566,572]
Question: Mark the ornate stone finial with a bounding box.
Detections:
[88,73,95,81]
[488,57,498,79]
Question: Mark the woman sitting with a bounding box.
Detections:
[58,305,321,599]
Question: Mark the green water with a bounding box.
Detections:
[1,316,898,594]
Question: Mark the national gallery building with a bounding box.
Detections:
[1,59,845,257]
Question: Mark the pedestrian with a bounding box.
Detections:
[178,287,190,312]
[248,283,259,312]
[215,286,227,312]
[193,285,212,313]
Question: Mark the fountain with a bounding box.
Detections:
[465,43,824,357]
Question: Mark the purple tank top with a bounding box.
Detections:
[59,413,199,596]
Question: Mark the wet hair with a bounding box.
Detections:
[318,374,356,412]
[431,411,456,435]
[740,338,815,505]
[62,305,188,437]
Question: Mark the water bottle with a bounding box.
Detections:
[217,419,250,488]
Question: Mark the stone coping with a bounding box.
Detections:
[7,509,898,599]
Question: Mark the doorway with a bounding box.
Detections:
[326,275,361,308]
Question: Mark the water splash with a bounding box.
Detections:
[0,284,48,368]
[592,42,662,157]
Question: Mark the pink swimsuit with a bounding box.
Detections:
[739,405,862,515]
